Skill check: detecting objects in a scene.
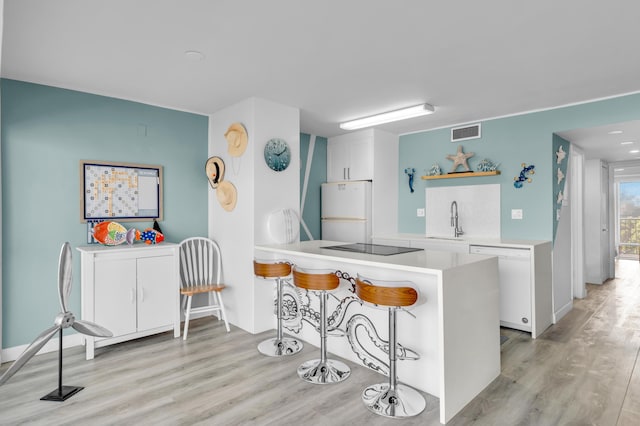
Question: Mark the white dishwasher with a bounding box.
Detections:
[469,245,532,332]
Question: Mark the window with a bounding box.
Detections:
[617,181,640,258]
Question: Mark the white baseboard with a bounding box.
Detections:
[553,300,573,323]
[2,312,227,365]
[1,333,83,364]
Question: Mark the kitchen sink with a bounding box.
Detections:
[425,236,464,241]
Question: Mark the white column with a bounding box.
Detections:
[208,98,300,333]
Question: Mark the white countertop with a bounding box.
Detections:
[375,233,550,249]
[255,240,494,274]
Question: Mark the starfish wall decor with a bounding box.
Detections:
[556,145,566,164]
[446,145,474,173]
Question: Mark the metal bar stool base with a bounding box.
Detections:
[297,358,351,384]
[257,336,303,357]
[362,382,426,418]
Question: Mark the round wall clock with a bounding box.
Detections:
[264,138,291,172]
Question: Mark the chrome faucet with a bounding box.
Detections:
[450,201,464,238]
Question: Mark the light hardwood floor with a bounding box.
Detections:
[1,260,639,425]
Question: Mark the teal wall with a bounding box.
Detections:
[299,133,327,240]
[399,93,640,241]
[1,79,209,349]
[552,134,570,241]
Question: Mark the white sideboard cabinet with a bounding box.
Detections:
[78,244,180,360]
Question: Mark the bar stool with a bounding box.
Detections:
[355,275,426,418]
[254,260,303,356]
[292,266,351,384]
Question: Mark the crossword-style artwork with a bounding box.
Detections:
[84,165,141,218]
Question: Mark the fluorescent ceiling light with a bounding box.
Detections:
[621,141,634,145]
[629,149,639,153]
[340,104,435,130]
[608,130,623,135]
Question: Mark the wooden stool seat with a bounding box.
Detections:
[254,261,291,279]
[254,260,302,357]
[292,269,339,291]
[293,266,350,385]
[355,279,418,307]
[355,275,425,418]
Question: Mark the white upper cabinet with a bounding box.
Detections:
[328,128,399,236]
[327,133,374,181]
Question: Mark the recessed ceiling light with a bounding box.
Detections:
[629,149,639,154]
[184,50,205,61]
[621,141,634,145]
[609,130,623,135]
[614,168,625,172]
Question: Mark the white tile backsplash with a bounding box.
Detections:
[425,184,501,238]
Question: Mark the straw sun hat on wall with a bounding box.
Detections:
[216,180,237,212]
[225,122,248,157]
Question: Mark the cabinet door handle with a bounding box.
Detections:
[347,168,350,180]
[130,288,135,304]
[343,168,346,180]
[140,287,145,303]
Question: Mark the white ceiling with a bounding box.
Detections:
[557,121,640,162]
[3,0,640,153]
[557,120,640,178]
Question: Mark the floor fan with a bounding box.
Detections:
[0,242,112,401]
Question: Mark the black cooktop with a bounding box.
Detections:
[321,243,422,256]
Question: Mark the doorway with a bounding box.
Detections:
[615,179,640,260]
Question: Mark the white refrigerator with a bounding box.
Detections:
[321,181,372,243]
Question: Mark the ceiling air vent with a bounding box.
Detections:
[451,123,481,142]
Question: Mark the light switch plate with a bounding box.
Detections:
[417,208,425,217]
[511,209,523,220]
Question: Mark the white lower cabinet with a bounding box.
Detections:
[470,246,532,331]
[78,244,180,360]
[469,244,552,338]
[373,235,553,338]
[94,258,137,337]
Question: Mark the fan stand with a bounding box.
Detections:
[40,329,83,401]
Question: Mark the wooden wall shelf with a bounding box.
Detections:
[421,170,501,180]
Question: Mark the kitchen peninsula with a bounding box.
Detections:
[255,240,500,424]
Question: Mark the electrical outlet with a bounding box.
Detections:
[511,209,523,220]
[417,208,425,217]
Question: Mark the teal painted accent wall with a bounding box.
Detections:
[299,133,327,241]
[552,134,570,242]
[399,93,640,241]
[1,79,209,348]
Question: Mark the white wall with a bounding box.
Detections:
[569,146,586,299]
[371,129,399,236]
[208,98,300,334]
[552,164,573,322]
